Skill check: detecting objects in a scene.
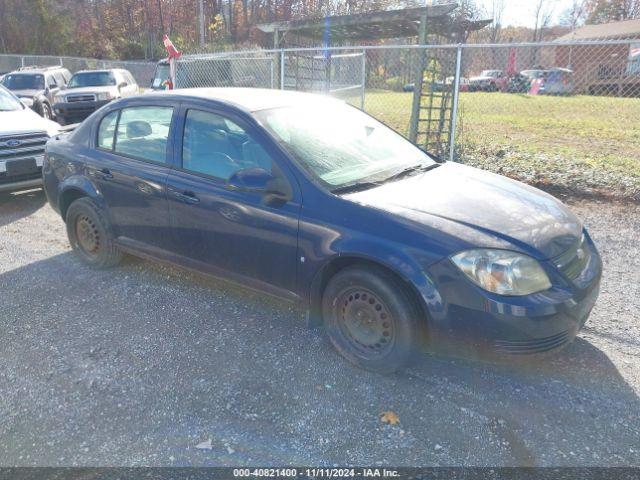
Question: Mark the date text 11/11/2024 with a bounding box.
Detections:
[232,468,401,478]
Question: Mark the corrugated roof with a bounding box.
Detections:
[555,18,640,41]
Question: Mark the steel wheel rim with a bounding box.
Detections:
[336,287,395,357]
[75,214,100,254]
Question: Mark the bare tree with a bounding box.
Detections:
[488,0,506,43]
[560,0,588,29]
[532,0,557,42]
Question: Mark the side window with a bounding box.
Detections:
[47,75,57,88]
[53,72,65,86]
[182,109,273,180]
[114,106,173,163]
[97,110,119,150]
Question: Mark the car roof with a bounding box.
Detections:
[145,88,342,112]
[10,66,69,75]
[73,70,114,75]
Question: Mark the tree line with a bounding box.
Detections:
[0,0,638,61]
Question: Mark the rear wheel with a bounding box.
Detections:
[322,266,423,373]
[65,197,122,269]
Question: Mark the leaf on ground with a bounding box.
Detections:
[380,411,400,425]
[196,439,213,450]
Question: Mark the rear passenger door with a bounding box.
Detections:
[89,104,177,251]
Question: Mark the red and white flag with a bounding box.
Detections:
[163,35,181,60]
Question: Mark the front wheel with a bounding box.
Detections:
[322,266,423,373]
[66,197,123,269]
[41,102,53,120]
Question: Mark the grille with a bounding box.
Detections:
[494,330,571,355]
[0,132,48,162]
[554,234,590,281]
[66,94,96,103]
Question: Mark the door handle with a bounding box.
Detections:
[99,168,114,180]
[173,190,200,205]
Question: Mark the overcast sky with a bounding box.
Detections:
[475,0,576,28]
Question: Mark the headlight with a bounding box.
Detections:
[54,95,65,104]
[451,249,551,296]
[96,92,113,101]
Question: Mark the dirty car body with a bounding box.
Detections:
[42,88,602,370]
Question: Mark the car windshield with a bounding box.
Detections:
[1,73,44,90]
[68,72,115,88]
[0,86,24,111]
[481,70,500,77]
[151,64,170,88]
[255,101,436,190]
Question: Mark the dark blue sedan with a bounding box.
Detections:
[43,88,602,373]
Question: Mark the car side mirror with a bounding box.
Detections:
[118,81,127,89]
[227,167,291,203]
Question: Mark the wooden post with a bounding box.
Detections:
[409,12,428,145]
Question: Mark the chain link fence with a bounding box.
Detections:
[2,39,638,196]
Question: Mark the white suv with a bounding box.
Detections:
[0,85,60,193]
[53,69,139,125]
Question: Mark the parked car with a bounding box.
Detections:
[507,72,532,93]
[539,68,574,95]
[521,69,547,81]
[0,85,60,192]
[0,66,72,120]
[469,70,508,92]
[150,59,171,90]
[53,69,139,125]
[431,77,470,92]
[43,88,602,373]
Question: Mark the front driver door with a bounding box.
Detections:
[166,106,301,297]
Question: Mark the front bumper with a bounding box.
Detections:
[0,156,44,193]
[53,99,111,122]
[424,233,602,357]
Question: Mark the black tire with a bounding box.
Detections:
[322,265,423,374]
[65,197,122,269]
[41,102,53,120]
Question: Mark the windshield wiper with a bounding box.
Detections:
[331,163,441,195]
[380,162,441,184]
[331,181,383,195]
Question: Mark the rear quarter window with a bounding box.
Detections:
[97,110,119,150]
[114,106,174,163]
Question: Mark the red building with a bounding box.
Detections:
[554,19,640,96]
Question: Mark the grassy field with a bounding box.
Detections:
[351,90,640,199]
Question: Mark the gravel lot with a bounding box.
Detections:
[0,189,638,467]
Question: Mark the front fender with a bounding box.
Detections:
[305,236,446,327]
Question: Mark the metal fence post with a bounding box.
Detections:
[360,48,366,110]
[280,50,285,90]
[409,12,428,144]
[448,45,463,162]
[270,56,275,89]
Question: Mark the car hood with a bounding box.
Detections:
[0,108,61,137]
[63,86,118,96]
[343,162,582,260]
[11,89,44,98]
